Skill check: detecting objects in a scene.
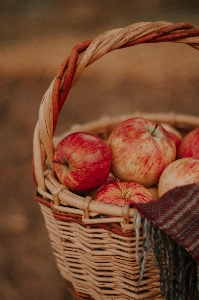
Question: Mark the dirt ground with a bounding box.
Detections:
[1,1,199,299]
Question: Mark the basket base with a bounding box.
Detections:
[71,290,163,300]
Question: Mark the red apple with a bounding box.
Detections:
[95,180,154,206]
[87,175,116,199]
[54,132,111,193]
[158,157,199,197]
[108,118,176,187]
[178,127,199,159]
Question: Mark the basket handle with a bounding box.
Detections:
[33,21,199,190]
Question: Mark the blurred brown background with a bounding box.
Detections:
[1,1,199,299]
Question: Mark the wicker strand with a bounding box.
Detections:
[67,22,199,95]
[76,21,172,70]
[53,39,93,131]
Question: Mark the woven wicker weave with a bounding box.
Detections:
[33,22,199,299]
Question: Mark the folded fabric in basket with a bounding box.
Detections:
[133,183,199,299]
[134,183,199,262]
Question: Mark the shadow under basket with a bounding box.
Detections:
[33,22,199,299]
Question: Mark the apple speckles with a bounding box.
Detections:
[178,127,199,159]
[158,157,199,196]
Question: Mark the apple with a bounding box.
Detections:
[108,118,176,187]
[177,127,199,159]
[54,132,111,193]
[95,180,154,206]
[158,157,199,197]
[87,175,116,199]
[161,123,182,153]
[167,132,181,154]
[160,123,182,139]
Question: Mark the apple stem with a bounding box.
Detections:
[117,179,132,199]
[117,179,124,198]
[151,124,158,136]
[125,190,132,199]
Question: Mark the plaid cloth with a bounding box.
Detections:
[133,183,199,263]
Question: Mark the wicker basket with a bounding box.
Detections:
[33,22,199,300]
